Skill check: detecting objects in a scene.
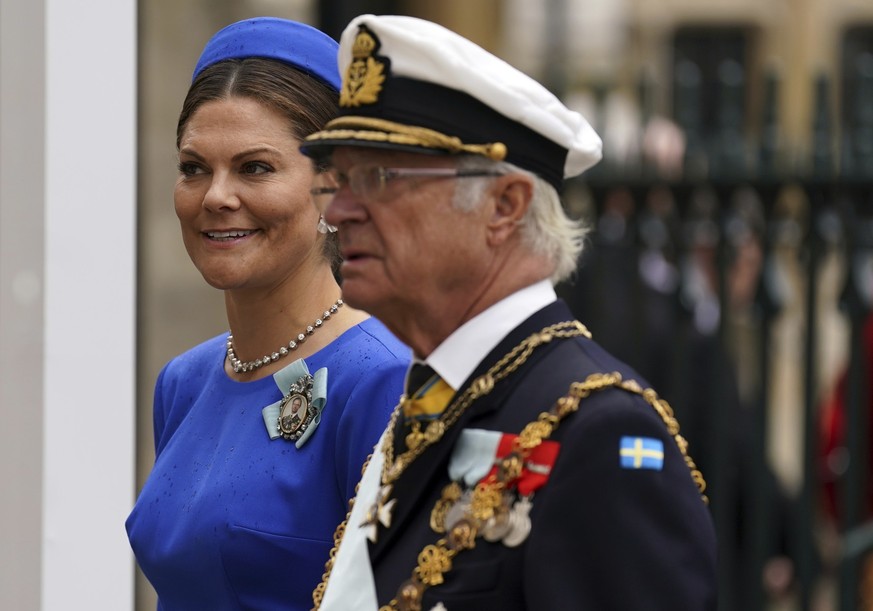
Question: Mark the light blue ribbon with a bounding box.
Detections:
[449,429,503,486]
[261,358,328,448]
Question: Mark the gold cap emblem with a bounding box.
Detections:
[340,26,386,107]
[351,29,377,58]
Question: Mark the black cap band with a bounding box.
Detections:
[303,77,568,190]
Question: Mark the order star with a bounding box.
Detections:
[361,484,397,543]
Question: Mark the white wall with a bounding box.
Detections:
[0,0,137,608]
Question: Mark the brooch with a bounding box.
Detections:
[278,374,314,441]
[261,359,328,448]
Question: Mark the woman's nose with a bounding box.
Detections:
[202,172,241,212]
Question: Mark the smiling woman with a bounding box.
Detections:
[124,17,410,611]
[173,96,323,292]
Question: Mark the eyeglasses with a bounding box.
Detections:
[310,166,504,208]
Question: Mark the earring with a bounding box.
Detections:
[317,216,337,234]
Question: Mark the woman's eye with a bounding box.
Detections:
[242,162,272,175]
[178,161,204,176]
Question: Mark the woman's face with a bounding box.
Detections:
[174,96,322,292]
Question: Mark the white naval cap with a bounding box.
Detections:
[302,14,602,190]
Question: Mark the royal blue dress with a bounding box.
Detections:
[126,319,409,610]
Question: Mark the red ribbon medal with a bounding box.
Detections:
[486,433,561,495]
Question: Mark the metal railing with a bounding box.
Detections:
[559,59,873,611]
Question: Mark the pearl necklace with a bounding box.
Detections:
[226,299,344,373]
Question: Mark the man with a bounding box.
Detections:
[302,14,717,611]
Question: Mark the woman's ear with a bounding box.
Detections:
[487,174,533,246]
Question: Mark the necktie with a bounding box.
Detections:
[406,363,437,398]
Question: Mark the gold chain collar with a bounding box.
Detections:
[311,320,709,610]
[312,320,590,610]
[381,320,592,486]
[381,373,708,611]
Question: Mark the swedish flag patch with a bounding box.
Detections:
[619,436,664,470]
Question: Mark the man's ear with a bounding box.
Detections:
[487,174,533,246]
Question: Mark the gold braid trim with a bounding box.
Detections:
[311,324,707,611]
[304,116,508,161]
[381,321,592,487]
[377,372,708,611]
[312,320,590,610]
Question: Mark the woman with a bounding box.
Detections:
[126,17,409,610]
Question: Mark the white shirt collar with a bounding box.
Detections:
[424,279,556,391]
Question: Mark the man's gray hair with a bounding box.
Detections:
[452,155,587,283]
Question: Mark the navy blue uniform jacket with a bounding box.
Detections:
[368,300,717,610]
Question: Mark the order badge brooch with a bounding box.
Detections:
[278,374,314,441]
[261,358,328,448]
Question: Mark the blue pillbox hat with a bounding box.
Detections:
[192,17,341,91]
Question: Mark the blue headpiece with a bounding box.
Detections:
[192,17,341,91]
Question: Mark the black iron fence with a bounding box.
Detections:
[558,61,873,611]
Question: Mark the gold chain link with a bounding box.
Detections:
[381,321,592,485]
[377,372,708,611]
[312,320,589,610]
[311,320,707,610]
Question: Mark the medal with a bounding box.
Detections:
[502,495,533,547]
[443,488,472,533]
[405,422,426,451]
[481,491,512,542]
[361,484,397,543]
